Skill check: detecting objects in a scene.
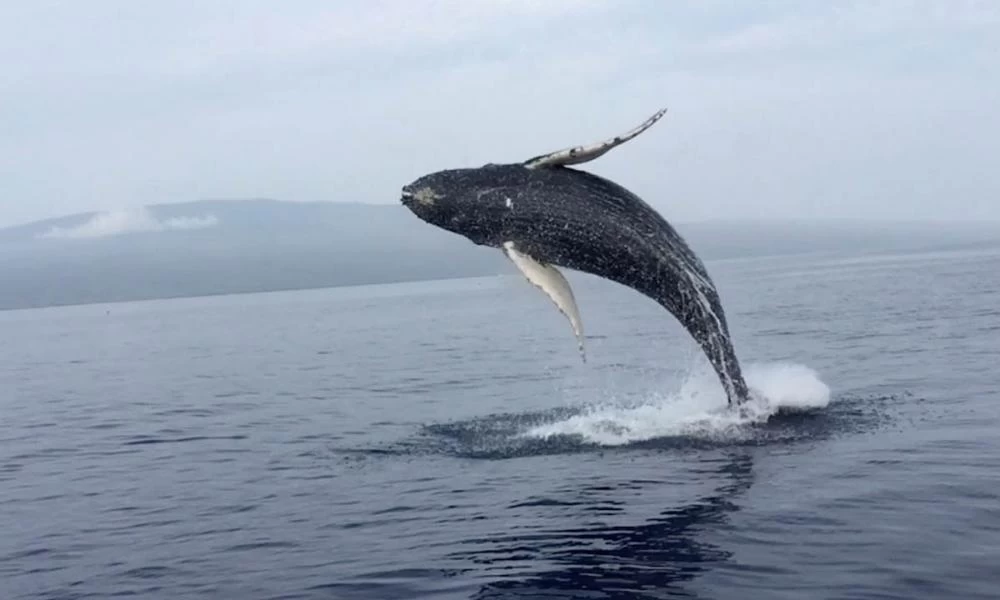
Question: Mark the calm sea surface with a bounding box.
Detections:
[2,244,999,599]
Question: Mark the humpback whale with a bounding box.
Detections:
[400,109,751,407]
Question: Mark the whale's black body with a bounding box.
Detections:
[402,163,751,406]
[400,109,751,407]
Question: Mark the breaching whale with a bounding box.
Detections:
[400,109,751,407]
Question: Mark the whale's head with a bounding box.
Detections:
[401,163,528,248]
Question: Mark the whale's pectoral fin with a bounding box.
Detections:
[522,108,667,169]
[502,241,586,362]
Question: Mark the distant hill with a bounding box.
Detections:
[2,199,999,310]
[0,200,507,310]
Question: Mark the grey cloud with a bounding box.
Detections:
[1,0,998,228]
[38,207,218,239]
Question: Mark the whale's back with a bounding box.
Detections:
[498,165,750,404]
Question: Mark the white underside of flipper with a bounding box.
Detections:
[522,108,668,169]
[503,241,586,362]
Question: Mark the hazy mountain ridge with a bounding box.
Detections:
[2,199,999,311]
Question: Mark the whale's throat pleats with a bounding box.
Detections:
[502,241,586,362]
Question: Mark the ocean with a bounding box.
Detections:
[1,243,998,599]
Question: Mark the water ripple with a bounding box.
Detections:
[2,247,998,599]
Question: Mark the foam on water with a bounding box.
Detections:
[522,361,831,446]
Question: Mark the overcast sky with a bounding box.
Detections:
[1,0,998,228]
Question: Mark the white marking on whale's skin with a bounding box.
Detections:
[413,187,441,206]
[681,261,742,402]
[693,286,735,397]
[503,241,586,362]
[522,107,668,169]
[505,197,513,209]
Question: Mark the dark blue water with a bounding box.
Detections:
[2,245,999,599]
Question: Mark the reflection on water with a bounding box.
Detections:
[454,453,755,599]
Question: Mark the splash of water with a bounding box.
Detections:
[522,361,830,446]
